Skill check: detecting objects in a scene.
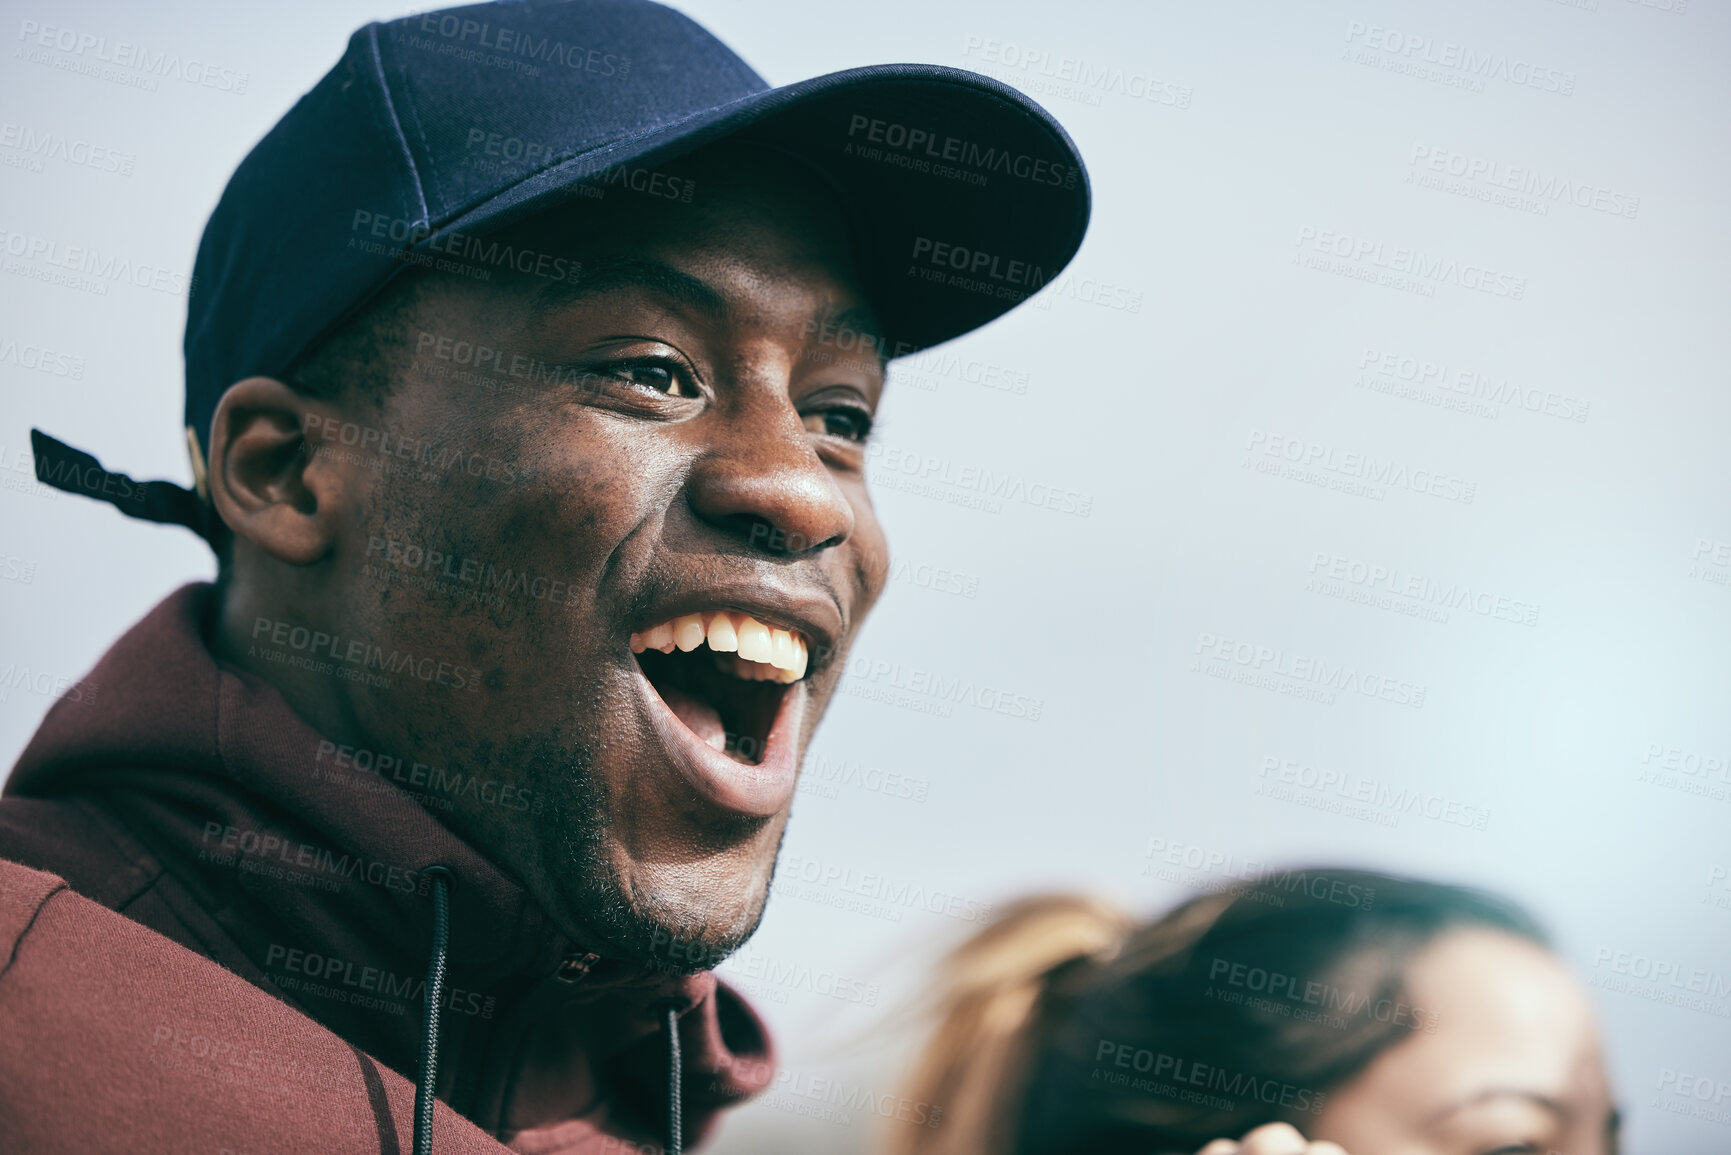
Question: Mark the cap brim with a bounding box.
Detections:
[411,63,1091,356]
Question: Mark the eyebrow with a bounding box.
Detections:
[1427,1089,1570,1126]
[530,254,733,326]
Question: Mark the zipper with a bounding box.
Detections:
[554,949,602,983]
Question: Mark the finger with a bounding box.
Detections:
[1193,1142,1240,1155]
[1236,1122,1310,1155]
[1305,1144,1349,1155]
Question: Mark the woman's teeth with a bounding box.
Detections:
[630,611,809,683]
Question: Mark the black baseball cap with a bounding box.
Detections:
[33,0,1090,543]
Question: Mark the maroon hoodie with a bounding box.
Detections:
[0,583,775,1153]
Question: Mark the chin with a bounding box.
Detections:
[511,716,787,975]
[559,844,778,975]
[638,858,775,973]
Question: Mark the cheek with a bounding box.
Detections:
[460,417,682,599]
[848,490,891,600]
[519,414,686,532]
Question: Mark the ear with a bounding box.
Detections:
[206,376,349,567]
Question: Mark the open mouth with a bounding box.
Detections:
[631,612,810,767]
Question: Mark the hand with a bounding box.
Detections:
[1194,1122,1348,1155]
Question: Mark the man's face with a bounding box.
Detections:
[305,146,889,969]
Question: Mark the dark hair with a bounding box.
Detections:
[889,869,1546,1155]
[284,269,434,407]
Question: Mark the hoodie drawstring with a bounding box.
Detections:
[415,867,454,1155]
[408,870,682,1155]
[665,1003,683,1155]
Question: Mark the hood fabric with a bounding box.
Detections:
[0,582,774,1151]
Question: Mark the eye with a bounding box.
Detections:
[802,406,873,443]
[604,359,699,399]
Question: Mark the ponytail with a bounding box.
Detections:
[887,895,1133,1155]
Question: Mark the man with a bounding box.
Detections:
[0,1,1088,1152]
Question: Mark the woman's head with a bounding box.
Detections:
[891,870,1617,1155]
[1312,925,1615,1155]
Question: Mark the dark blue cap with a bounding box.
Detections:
[38,0,1090,542]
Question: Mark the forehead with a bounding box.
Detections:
[1388,929,1603,1098]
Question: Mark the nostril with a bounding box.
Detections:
[740,518,838,556]
[686,445,856,556]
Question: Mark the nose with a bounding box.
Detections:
[685,397,855,557]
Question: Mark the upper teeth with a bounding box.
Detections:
[631,611,809,683]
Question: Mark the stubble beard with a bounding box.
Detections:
[534,734,779,977]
